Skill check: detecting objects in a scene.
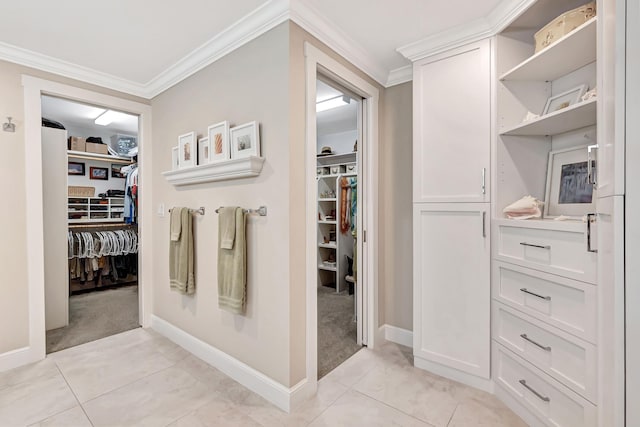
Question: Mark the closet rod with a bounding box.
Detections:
[69,223,136,230]
[168,207,205,215]
[215,206,267,216]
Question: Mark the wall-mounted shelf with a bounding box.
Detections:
[500,18,597,82]
[500,98,596,136]
[316,152,357,165]
[67,150,133,165]
[162,156,265,186]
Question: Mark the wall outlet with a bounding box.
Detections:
[157,203,165,217]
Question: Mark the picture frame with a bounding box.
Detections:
[544,145,596,218]
[197,137,211,165]
[68,161,85,176]
[207,121,230,163]
[89,166,109,181]
[171,146,179,170]
[111,164,125,178]
[542,84,588,115]
[178,131,196,169]
[230,121,260,159]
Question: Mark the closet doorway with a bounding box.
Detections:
[41,95,142,354]
[315,76,364,378]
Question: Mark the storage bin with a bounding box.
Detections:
[68,186,95,197]
[346,163,356,173]
[534,2,596,53]
[68,136,86,152]
[330,166,340,175]
[86,142,109,155]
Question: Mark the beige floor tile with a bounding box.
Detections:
[308,389,431,427]
[321,348,380,387]
[52,338,174,402]
[48,327,150,359]
[168,396,264,427]
[0,372,77,426]
[352,362,459,427]
[448,399,528,427]
[28,406,92,427]
[0,359,59,392]
[82,366,214,426]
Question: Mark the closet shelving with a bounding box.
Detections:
[68,197,125,223]
[67,150,133,165]
[493,2,600,425]
[162,156,265,186]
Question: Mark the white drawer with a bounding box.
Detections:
[492,303,597,402]
[492,342,597,427]
[492,262,597,343]
[494,220,596,284]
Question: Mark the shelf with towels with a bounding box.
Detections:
[162,156,265,186]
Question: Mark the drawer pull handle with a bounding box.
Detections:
[520,242,551,250]
[520,288,551,301]
[520,333,551,351]
[519,379,550,402]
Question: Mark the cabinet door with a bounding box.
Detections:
[413,39,491,203]
[413,203,490,378]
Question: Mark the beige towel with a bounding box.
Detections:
[169,207,195,295]
[219,206,236,249]
[218,207,246,314]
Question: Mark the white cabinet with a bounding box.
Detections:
[413,203,490,379]
[413,39,491,203]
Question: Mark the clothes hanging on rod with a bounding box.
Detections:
[121,164,138,224]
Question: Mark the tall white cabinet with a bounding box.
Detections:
[413,39,492,383]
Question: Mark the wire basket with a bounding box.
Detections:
[68,186,95,197]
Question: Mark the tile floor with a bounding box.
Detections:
[0,328,526,426]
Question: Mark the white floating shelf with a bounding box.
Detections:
[500,18,597,82]
[500,98,597,136]
[67,150,133,164]
[163,156,265,186]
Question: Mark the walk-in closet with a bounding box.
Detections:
[315,77,362,378]
[41,96,141,353]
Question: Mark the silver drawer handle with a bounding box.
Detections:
[520,288,551,301]
[520,333,551,351]
[520,242,551,250]
[519,379,550,402]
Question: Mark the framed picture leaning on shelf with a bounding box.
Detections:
[544,145,596,218]
[542,84,587,115]
[230,121,260,159]
[198,137,210,165]
[89,167,109,181]
[178,131,196,168]
[172,146,179,170]
[68,161,85,176]
[207,121,230,163]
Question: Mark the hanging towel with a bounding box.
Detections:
[169,207,195,295]
[219,206,237,249]
[218,207,247,314]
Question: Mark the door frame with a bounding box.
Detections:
[304,42,380,385]
[18,75,152,367]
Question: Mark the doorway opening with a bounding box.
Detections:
[41,95,141,354]
[315,76,364,378]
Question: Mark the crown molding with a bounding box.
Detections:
[397,0,536,62]
[386,65,413,87]
[0,41,148,98]
[289,0,388,87]
[144,0,290,98]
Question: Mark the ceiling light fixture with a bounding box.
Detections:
[316,95,350,112]
[94,110,121,126]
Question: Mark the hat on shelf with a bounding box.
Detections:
[318,146,334,156]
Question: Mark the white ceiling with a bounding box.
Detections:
[316,80,357,136]
[0,0,515,97]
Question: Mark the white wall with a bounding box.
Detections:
[317,129,357,155]
[67,158,126,195]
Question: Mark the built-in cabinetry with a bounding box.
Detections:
[316,153,356,292]
[412,39,492,383]
[68,197,125,223]
[492,1,615,425]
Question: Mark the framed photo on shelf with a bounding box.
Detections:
[544,145,596,218]
[89,166,109,181]
[68,161,85,176]
[171,146,179,170]
[111,164,125,178]
[207,121,230,163]
[178,132,196,168]
[230,121,260,159]
[542,84,588,115]
[198,137,211,165]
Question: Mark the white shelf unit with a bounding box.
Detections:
[67,150,133,165]
[316,161,355,293]
[68,197,126,223]
[493,2,600,425]
[162,156,265,186]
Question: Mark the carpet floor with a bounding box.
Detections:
[317,285,362,379]
[46,285,140,354]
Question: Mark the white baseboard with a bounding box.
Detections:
[382,324,413,348]
[0,346,41,372]
[150,315,313,412]
[414,356,494,393]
